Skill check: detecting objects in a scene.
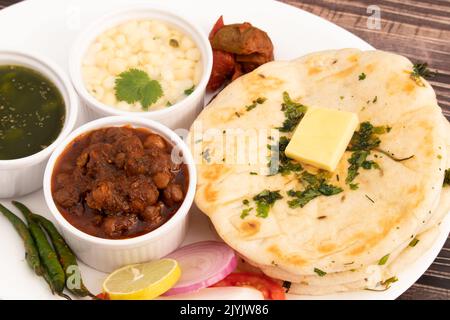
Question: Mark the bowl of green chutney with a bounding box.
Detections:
[0,50,78,198]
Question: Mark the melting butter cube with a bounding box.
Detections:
[285,107,359,172]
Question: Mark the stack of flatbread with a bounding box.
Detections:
[188,49,450,295]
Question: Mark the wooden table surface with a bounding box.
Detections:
[1,0,449,300]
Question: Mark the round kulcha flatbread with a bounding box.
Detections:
[258,118,450,294]
[235,119,449,295]
[188,49,448,290]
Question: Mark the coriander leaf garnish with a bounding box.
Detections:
[267,136,303,176]
[287,171,343,208]
[410,63,434,87]
[378,254,390,265]
[349,183,359,190]
[277,92,307,132]
[365,276,398,291]
[444,169,450,187]
[115,69,163,110]
[246,104,257,112]
[255,203,269,218]
[358,72,366,80]
[345,122,410,186]
[141,81,164,109]
[409,238,420,247]
[412,63,432,78]
[255,97,267,104]
[277,161,303,175]
[288,188,321,208]
[240,207,253,219]
[381,276,398,288]
[314,268,327,277]
[319,183,344,195]
[347,122,383,152]
[346,150,370,184]
[115,69,150,103]
[410,62,433,85]
[346,151,380,185]
[361,159,380,170]
[253,190,283,218]
[184,85,195,95]
[245,97,267,111]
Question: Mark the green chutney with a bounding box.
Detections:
[0,65,65,160]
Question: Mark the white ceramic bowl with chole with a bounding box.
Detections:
[43,116,197,272]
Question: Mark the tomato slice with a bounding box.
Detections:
[212,272,286,300]
[95,292,109,300]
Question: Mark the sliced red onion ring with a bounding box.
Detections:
[163,241,237,296]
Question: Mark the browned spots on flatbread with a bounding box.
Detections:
[202,164,229,181]
[204,106,239,126]
[425,149,434,157]
[417,120,434,157]
[386,74,402,95]
[379,191,424,231]
[418,119,432,131]
[403,82,415,94]
[318,243,337,253]
[332,64,358,79]
[386,73,416,96]
[349,190,425,256]
[347,54,359,63]
[203,183,218,203]
[408,185,418,194]
[240,219,260,237]
[308,66,322,75]
[365,63,375,73]
[267,244,306,266]
[348,238,367,255]
[243,73,284,96]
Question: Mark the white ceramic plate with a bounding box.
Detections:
[0,0,448,300]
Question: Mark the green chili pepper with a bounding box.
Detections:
[32,214,95,298]
[0,203,42,276]
[12,201,69,300]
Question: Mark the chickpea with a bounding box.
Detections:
[144,134,166,149]
[153,172,171,189]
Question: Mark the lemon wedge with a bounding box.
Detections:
[103,259,181,300]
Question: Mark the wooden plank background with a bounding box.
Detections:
[0,0,449,300]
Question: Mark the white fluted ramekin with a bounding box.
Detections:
[69,5,213,130]
[43,116,196,272]
[0,50,78,198]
